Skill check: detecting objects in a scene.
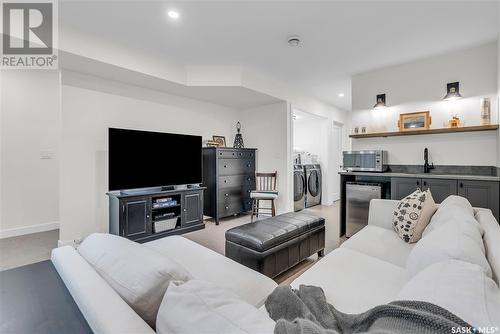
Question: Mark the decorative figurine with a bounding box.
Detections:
[233,121,244,148]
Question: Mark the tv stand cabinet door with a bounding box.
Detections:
[182,191,203,226]
[122,198,151,240]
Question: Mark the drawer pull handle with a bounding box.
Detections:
[247,177,251,181]
[225,206,229,210]
[239,152,243,156]
[224,165,227,168]
[247,164,251,167]
[219,152,222,155]
[225,193,229,197]
[224,180,227,183]
[232,153,235,156]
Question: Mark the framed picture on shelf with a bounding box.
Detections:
[398,111,431,131]
[212,135,226,147]
[206,140,219,147]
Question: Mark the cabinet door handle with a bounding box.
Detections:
[247,177,251,181]
[224,165,227,168]
[416,181,420,186]
[239,152,243,156]
[183,208,187,212]
[225,193,229,197]
[459,182,464,188]
[423,181,427,186]
[247,164,251,167]
[224,180,227,183]
[225,206,229,210]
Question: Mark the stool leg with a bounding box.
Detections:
[318,249,325,257]
[256,200,260,218]
[251,199,255,222]
[271,199,276,217]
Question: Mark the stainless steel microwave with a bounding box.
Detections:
[342,150,388,172]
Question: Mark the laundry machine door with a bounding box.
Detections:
[308,170,320,197]
[294,172,305,201]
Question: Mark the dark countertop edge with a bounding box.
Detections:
[107,186,207,198]
[339,171,500,182]
[203,147,257,150]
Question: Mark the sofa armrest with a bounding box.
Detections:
[368,199,399,230]
[51,246,155,334]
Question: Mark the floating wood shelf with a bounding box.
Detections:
[349,124,499,139]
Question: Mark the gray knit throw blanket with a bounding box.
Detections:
[265,285,470,334]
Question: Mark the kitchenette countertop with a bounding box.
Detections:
[339,171,500,182]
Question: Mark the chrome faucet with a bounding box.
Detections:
[423,148,434,173]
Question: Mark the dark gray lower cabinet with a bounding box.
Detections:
[422,178,457,203]
[182,192,203,226]
[108,188,205,243]
[391,177,499,221]
[123,198,151,239]
[391,178,421,200]
[458,180,499,221]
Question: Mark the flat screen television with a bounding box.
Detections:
[108,128,202,191]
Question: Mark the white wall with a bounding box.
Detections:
[293,112,330,202]
[59,71,242,243]
[0,71,61,237]
[238,102,292,214]
[351,42,499,166]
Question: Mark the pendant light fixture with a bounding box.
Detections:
[373,94,386,109]
[443,82,462,100]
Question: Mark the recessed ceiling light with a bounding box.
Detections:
[338,93,345,97]
[287,35,301,47]
[167,10,179,19]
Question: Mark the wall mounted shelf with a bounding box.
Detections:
[349,124,499,139]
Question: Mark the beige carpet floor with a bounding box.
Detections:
[0,202,341,284]
[184,202,341,285]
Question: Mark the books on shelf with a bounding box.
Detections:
[153,199,177,208]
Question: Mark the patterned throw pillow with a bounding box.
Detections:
[392,188,437,243]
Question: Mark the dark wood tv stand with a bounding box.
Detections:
[107,186,205,243]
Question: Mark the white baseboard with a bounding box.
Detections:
[0,221,59,239]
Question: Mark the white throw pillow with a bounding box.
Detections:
[156,280,275,334]
[406,221,491,277]
[78,233,191,328]
[392,188,437,243]
[423,195,476,237]
[398,260,500,328]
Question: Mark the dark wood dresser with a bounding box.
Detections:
[202,147,257,224]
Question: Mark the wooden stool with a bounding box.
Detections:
[250,171,278,222]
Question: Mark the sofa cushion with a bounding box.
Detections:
[423,195,476,237]
[225,212,324,252]
[51,246,155,334]
[291,248,409,314]
[392,189,437,243]
[476,209,500,285]
[398,260,500,328]
[341,225,413,268]
[77,233,191,328]
[144,236,277,307]
[156,280,275,334]
[406,220,491,277]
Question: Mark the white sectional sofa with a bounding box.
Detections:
[51,198,500,333]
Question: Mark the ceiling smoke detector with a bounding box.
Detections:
[287,35,302,47]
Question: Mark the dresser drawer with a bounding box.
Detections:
[218,197,253,217]
[217,150,255,159]
[219,187,253,201]
[218,159,255,176]
[219,174,255,188]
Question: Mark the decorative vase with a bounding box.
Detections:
[480,97,491,126]
[233,122,244,148]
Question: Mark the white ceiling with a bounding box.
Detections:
[60,1,499,111]
[60,52,283,109]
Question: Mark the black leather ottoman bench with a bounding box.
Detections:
[225,212,325,278]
